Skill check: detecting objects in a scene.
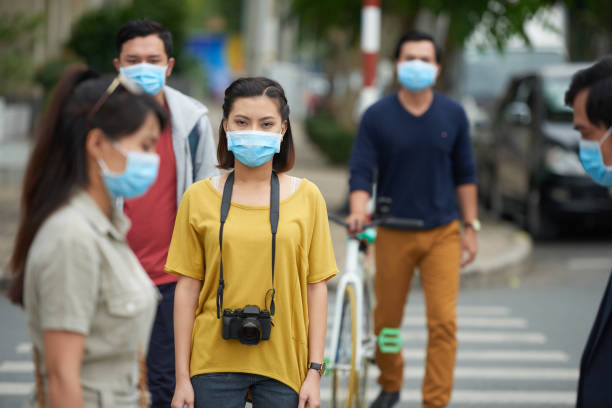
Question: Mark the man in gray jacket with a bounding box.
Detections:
[113,19,218,407]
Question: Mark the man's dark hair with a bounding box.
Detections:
[116,19,173,58]
[565,56,612,128]
[393,31,442,63]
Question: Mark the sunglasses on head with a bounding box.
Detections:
[87,74,143,127]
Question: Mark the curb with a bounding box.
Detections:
[462,229,533,276]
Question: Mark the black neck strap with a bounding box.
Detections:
[216,171,279,319]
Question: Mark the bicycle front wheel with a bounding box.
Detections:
[331,285,358,408]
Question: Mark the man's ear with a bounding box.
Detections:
[166,57,176,78]
[434,63,442,79]
[113,58,121,73]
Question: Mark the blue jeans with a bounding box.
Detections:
[147,282,176,407]
[191,373,299,408]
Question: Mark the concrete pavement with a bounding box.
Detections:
[0,109,532,289]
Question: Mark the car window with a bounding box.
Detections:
[499,78,535,125]
[543,77,573,122]
[459,50,565,101]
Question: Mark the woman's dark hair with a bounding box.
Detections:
[116,19,173,58]
[394,31,442,63]
[7,65,167,306]
[565,55,612,128]
[217,77,295,172]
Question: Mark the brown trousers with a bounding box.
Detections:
[374,220,461,408]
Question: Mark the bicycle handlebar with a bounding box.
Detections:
[328,214,425,230]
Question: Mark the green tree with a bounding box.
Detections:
[66,0,189,73]
[561,0,612,61]
[292,0,549,98]
[0,12,44,96]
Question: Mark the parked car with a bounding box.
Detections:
[457,49,567,207]
[485,63,612,238]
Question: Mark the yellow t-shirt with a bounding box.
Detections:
[165,177,338,393]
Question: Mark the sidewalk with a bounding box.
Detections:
[0,110,532,289]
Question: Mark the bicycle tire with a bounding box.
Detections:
[331,285,359,408]
[355,281,372,408]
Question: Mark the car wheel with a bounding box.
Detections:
[525,188,558,240]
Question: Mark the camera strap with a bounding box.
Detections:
[217,171,279,318]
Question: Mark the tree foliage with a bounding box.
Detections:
[293,0,547,53]
[0,12,44,96]
[66,0,189,73]
[561,0,612,61]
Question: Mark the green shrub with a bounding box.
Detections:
[305,114,355,164]
[66,0,189,73]
[35,53,84,97]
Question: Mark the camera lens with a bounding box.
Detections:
[239,320,262,345]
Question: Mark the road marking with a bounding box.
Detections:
[356,366,578,381]
[402,348,569,362]
[16,342,32,354]
[402,316,527,329]
[320,389,576,404]
[406,306,512,316]
[324,331,548,349]
[327,304,513,320]
[0,382,33,396]
[398,367,579,380]
[0,361,34,373]
[403,330,547,344]
[568,257,612,271]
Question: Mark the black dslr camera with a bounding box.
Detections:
[222,305,272,345]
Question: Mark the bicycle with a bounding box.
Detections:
[326,213,424,408]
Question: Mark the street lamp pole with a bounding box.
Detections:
[357,0,381,118]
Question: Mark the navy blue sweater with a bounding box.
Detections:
[349,92,477,229]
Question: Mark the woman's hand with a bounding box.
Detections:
[171,378,194,408]
[298,370,321,408]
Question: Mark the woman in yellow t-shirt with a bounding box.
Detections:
[167,77,338,408]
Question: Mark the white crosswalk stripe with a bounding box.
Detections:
[320,388,577,405]
[0,382,34,396]
[324,301,578,406]
[370,366,579,381]
[403,330,548,344]
[0,361,34,373]
[403,348,570,362]
[403,316,528,328]
[0,340,34,398]
[15,343,32,354]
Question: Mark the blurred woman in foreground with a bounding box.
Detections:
[7,66,167,407]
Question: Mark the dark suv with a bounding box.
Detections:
[484,64,612,238]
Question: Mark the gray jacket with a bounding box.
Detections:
[164,85,219,204]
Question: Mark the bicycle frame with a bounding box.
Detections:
[327,237,368,373]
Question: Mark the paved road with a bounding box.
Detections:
[319,231,611,408]
[1,233,610,407]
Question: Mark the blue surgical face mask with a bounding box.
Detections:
[397,60,437,92]
[227,130,282,168]
[579,127,612,186]
[119,63,167,95]
[98,143,160,198]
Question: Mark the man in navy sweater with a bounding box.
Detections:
[348,31,479,408]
